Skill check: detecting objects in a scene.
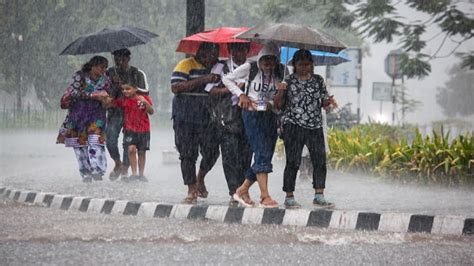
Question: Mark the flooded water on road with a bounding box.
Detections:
[1,200,473,265]
[1,128,473,216]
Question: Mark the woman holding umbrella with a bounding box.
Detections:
[56,56,111,182]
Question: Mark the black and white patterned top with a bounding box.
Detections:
[282,73,329,129]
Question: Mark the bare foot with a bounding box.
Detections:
[196,182,208,198]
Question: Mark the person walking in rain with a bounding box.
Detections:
[206,42,253,205]
[105,84,154,182]
[56,56,111,182]
[275,49,337,208]
[106,48,149,181]
[170,42,221,204]
[222,42,286,208]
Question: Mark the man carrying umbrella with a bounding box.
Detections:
[170,42,221,204]
[106,48,149,181]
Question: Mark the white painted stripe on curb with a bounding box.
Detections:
[282,209,311,226]
[111,200,129,215]
[137,202,160,217]
[7,190,18,200]
[18,191,32,202]
[171,204,193,219]
[88,199,107,213]
[33,192,53,205]
[205,206,228,222]
[329,210,359,230]
[432,215,465,235]
[50,195,71,209]
[242,208,264,225]
[70,197,89,211]
[379,213,411,233]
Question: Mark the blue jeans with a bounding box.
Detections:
[242,110,278,182]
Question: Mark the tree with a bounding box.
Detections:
[436,63,474,116]
[324,0,474,79]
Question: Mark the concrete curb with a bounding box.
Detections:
[1,186,473,236]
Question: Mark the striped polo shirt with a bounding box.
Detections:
[171,57,212,124]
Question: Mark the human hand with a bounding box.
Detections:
[91,90,109,100]
[205,74,220,84]
[276,82,287,91]
[323,95,337,110]
[238,94,256,111]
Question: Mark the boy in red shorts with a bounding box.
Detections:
[107,84,154,182]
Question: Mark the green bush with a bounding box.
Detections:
[327,124,474,185]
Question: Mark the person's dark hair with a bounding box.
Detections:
[228,42,250,52]
[81,56,108,73]
[291,49,313,73]
[112,48,131,57]
[198,42,219,53]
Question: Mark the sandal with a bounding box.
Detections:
[259,197,279,208]
[196,183,208,198]
[232,193,254,207]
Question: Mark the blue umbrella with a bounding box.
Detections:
[280,47,350,66]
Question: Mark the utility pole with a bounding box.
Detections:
[12,0,23,113]
[186,0,205,37]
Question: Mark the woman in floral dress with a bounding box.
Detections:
[57,56,111,182]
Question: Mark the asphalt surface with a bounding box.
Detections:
[1,128,473,216]
[1,200,473,265]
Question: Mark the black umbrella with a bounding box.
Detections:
[236,22,346,54]
[60,26,158,55]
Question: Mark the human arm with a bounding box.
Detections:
[222,63,255,110]
[136,69,149,93]
[69,72,109,101]
[138,95,154,115]
[318,76,337,109]
[274,82,288,110]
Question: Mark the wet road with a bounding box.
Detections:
[1,129,474,264]
[1,129,473,216]
[1,200,473,265]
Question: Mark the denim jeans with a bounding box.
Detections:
[282,123,327,192]
[105,109,129,167]
[173,120,220,185]
[242,110,278,182]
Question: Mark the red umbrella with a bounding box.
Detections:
[176,27,263,58]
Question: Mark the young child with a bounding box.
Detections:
[108,84,154,182]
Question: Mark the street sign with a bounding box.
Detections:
[328,47,360,87]
[372,82,393,101]
[384,50,403,79]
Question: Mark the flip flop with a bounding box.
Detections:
[259,197,279,208]
[232,193,253,207]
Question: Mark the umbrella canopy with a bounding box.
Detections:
[236,22,346,54]
[176,27,263,58]
[280,47,350,66]
[60,26,158,55]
